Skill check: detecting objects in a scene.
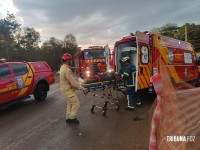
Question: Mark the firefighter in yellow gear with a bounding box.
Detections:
[60,53,85,124]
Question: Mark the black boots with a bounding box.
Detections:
[125,107,134,111]
[66,118,80,124]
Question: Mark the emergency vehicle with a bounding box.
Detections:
[74,46,106,79]
[0,60,55,105]
[111,31,199,92]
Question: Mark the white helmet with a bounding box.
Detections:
[123,57,130,63]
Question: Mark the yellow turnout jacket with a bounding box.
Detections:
[60,64,82,98]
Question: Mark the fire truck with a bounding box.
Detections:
[111,31,199,92]
[74,46,106,79]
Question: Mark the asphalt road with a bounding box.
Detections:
[0,79,155,150]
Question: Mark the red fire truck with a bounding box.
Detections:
[111,31,199,92]
[74,46,106,79]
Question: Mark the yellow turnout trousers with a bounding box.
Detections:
[66,94,80,119]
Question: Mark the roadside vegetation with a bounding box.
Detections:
[1,12,200,71]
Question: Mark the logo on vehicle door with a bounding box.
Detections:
[16,76,25,89]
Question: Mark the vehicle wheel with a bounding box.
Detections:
[91,105,95,113]
[102,107,107,116]
[116,104,120,111]
[104,102,108,108]
[34,84,48,101]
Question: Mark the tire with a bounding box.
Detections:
[34,84,48,101]
[116,104,120,111]
[103,110,106,116]
[102,107,107,116]
[91,105,95,113]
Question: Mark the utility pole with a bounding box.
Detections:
[185,24,188,42]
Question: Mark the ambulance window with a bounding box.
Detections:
[140,45,149,64]
[184,52,192,64]
[11,64,28,76]
[0,65,12,79]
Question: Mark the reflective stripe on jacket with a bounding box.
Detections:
[123,63,136,87]
[60,64,81,98]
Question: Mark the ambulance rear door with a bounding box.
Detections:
[135,31,151,92]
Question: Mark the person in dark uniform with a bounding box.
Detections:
[123,57,141,111]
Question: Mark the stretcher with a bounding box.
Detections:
[82,80,121,116]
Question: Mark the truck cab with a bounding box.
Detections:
[74,46,106,79]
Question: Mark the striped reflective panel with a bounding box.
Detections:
[143,64,151,85]
[137,51,151,90]
[132,72,135,85]
[18,64,33,96]
[124,72,129,76]
[85,59,106,63]
[127,95,130,107]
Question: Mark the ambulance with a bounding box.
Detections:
[74,46,106,79]
[111,31,199,92]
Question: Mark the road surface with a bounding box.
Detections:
[0,78,154,150]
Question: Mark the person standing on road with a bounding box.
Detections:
[60,53,85,124]
[123,57,141,111]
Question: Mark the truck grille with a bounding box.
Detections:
[92,62,105,75]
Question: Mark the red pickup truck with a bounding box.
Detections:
[0,60,55,105]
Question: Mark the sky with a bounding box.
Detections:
[0,0,200,49]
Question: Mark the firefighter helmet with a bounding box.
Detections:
[62,53,72,62]
[123,57,131,63]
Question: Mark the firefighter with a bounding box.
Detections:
[60,53,85,124]
[123,57,141,111]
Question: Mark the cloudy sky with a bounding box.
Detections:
[0,0,200,49]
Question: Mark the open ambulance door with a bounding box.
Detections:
[135,31,151,92]
[105,44,111,72]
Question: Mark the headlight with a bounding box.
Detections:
[86,70,90,74]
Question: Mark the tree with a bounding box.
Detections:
[159,23,179,37]
[17,27,40,60]
[63,34,77,47]
[175,23,200,52]
[63,33,79,57]
[0,12,20,60]
[150,23,200,52]
[149,23,178,38]
[0,12,81,70]
[41,37,64,71]
[149,27,160,34]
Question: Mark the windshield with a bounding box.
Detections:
[85,50,105,60]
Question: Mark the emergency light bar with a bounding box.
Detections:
[88,46,104,49]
